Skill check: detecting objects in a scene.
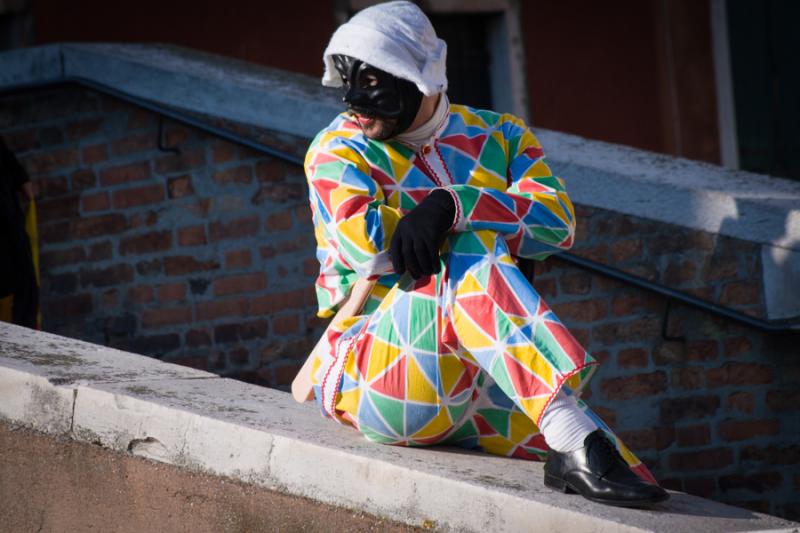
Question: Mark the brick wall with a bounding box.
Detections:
[1,84,797,520]
[1,86,320,386]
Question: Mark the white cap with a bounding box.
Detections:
[321,1,448,96]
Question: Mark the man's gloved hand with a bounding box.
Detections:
[389,189,455,279]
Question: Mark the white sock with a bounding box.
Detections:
[538,390,598,453]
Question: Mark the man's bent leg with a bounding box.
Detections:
[441,230,659,485]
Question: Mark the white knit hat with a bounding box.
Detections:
[321,1,448,96]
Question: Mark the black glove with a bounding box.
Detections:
[389,189,455,279]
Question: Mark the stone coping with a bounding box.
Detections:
[1,322,797,532]
[1,43,798,318]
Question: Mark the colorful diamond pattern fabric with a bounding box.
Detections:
[305,105,655,484]
[305,104,575,318]
[310,230,654,483]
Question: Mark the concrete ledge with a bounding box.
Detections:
[1,322,797,532]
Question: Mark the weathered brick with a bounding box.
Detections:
[611,293,657,317]
[534,277,557,298]
[303,257,318,277]
[164,125,191,146]
[44,293,92,317]
[551,299,608,323]
[167,174,194,198]
[266,211,293,231]
[112,183,165,209]
[719,472,782,494]
[707,362,774,388]
[741,445,800,465]
[131,333,181,355]
[23,148,79,174]
[100,161,150,186]
[250,289,309,314]
[592,318,661,345]
[173,356,210,372]
[35,175,69,198]
[766,390,800,412]
[212,141,236,163]
[617,427,674,451]
[81,143,108,165]
[669,448,733,471]
[87,241,113,262]
[229,347,250,365]
[251,182,304,204]
[273,362,304,386]
[119,231,172,256]
[671,366,705,389]
[40,246,86,267]
[164,256,220,276]
[213,272,267,296]
[273,314,300,335]
[154,148,205,174]
[195,298,248,321]
[185,329,211,347]
[725,391,755,414]
[209,216,259,242]
[224,249,252,269]
[213,164,252,184]
[685,340,718,361]
[720,281,760,307]
[617,348,648,368]
[718,419,779,441]
[177,225,207,247]
[127,286,154,304]
[80,264,134,288]
[66,117,104,140]
[142,306,192,328]
[138,259,164,276]
[214,324,239,343]
[255,159,288,182]
[130,211,158,229]
[101,289,119,310]
[663,259,697,286]
[294,205,312,226]
[39,221,71,244]
[81,191,109,212]
[239,319,269,340]
[600,371,667,400]
[157,282,186,302]
[71,168,97,190]
[610,238,641,263]
[723,336,753,358]
[676,423,710,447]
[111,133,154,155]
[659,396,720,424]
[38,194,80,221]
[682,477,716,499]
[652,341,685,365]
[127,109,154,129]
[560,272,591,295]
[46,273,78,294]
[36,126,62,146]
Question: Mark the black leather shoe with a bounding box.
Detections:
[544,430,669,508]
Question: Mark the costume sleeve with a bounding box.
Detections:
[305,135,401,280]
[442,116,575,260]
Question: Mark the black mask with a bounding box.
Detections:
[332,54,423,137]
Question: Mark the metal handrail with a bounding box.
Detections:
[3,78,798,333]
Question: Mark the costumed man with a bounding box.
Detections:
[0,137,38,329]
[303,1,668,507]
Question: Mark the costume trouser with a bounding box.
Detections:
[313,230,656,484]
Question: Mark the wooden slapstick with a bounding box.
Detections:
[291,277,377,403]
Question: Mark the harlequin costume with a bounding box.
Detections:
[303,0,668,508]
